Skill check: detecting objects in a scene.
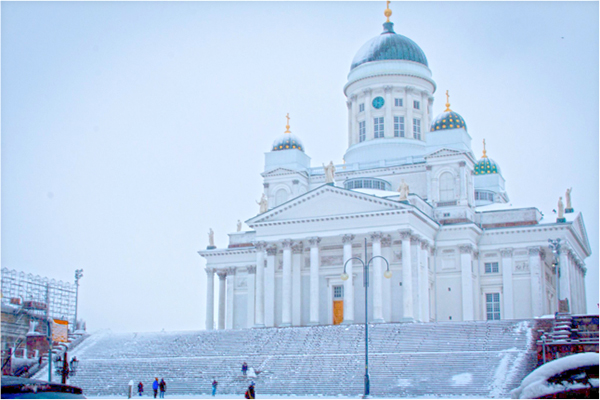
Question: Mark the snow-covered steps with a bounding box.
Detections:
[39,320,537,398]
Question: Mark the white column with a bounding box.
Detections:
[420,241,430,322]
[308,237,321,325]
[412,237,422,321]
[265,246,277,327]
[217,270,227,330]
[281,239,293,326]
[350,94,358,145]
[342,234,355,324]
[559,248,572,312]
[246,266,256,328]
[292,242,303,326]
[347,99,353,147]
[254,242,266,327]
[364,89,373,140]
[406,87,414,137]
[371,232,384,323]
[500,248,514,319]
[399,230,414,321]
[429,246,437,321]
[381,235,392,322]
[205,267,215,330]
[226,267,235,329]
[528,247,543,318]
[384,86,393,137]
[459,245,474,321]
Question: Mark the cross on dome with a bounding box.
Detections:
[445,90,452,112]
[285,113,291,133]
[385,1,392,22]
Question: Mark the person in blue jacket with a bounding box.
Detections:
[152,377,159,398]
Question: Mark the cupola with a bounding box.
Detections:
[271,113,304,152]
[431,91,467,132]
[474,139,501,175]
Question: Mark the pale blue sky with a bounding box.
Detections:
[2,1,598,332]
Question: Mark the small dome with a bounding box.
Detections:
[351,22,428,70]
[474,157,500,175]
[431,110,467,132]
[272,133,304,152]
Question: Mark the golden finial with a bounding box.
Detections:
[285,113,291,133]
[482,139,488,158]
[445,90,451,112]
[384,1,392,22]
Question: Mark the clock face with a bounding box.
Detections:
[372,96,385,109]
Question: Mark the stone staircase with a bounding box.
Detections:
[34,320,537,398]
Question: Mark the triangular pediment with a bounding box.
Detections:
[247,185,412,225]
[425,148,464,159]
[262,167,307,178]
[572,213,591,256]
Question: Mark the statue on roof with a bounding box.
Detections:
[565,188,573,213]
[398,179,409,200]
[323,161,336,184]
[208,228,215,247]
[557,197,565,220]
[257,193,268,214]
[237,220,242,232]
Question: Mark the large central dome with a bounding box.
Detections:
[350,22,428,70]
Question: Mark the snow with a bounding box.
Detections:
[510,352,599,399]
[451,373,472,386]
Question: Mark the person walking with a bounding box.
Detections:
[137,382,144,397]
[159,378,166,398]
[152,377,159,398]
[241,361,248,376]
[244,382,255,399]
[211,379,218,396]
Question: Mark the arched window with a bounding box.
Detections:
[275,189,288,206]
[439,172,455,202]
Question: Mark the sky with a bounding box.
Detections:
[1,1,598,333]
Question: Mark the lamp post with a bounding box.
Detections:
[74,269,83,332]
[548,239,560,313]
[341,238,391,398]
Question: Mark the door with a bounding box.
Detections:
[333,285,344,325]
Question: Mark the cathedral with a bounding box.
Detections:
[199,5,590,330]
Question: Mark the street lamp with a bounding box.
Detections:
[341,238,391,398]
[74,269,83,332]
[548,239,560,313]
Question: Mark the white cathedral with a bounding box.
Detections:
[199,6,590,331]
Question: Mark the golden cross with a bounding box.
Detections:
[285,113,291,133]
[444,90,451,112]
[482,139,487,158]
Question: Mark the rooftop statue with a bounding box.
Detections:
[323,161,336,184]
[565,187,573,212]
[208,228,215,247]
[398,179,409,201]
[237,220,242,232]
[257,193,268,214]
[557,197,565,219]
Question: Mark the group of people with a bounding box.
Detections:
[137,378,166,398]
[210,362,255,398]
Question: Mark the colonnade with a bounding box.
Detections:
[204,230,435,330]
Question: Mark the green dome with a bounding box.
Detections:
[272,133,304,152]
[431,110,467,132]
[474,157,500,175]
[351,22,428,70]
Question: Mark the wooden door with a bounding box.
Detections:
[333,300,344,325]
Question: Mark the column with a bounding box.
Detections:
[406,86,414,138]
[399,230,414,321]
[265,246,277,327]
[384,86,393,138]
[364,89,373,140]
[381,235,392,323]
[459,245,474,321]
[371,232,384,323]
[281,239,293,326]
[254,242,267,327]
[246,266,256,328]
[459,161,467,205]
[500,248,514,319]
[412,236,422,321]
[226,267,235,329]
[292,242,303,326]
[420,241,430,322]
[528,247,543,317]
[342,234,355,324]
[217,270,227,330]
[429,246,437,321]
[347,99,353,147]
[350,95,358,144]
[308,237,322,325]
[205,267,215,330]
[559,247,572,312]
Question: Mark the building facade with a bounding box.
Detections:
[198,7,590,330]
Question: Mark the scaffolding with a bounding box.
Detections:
[1,268,77,327]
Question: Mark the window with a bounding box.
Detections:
[344,178,391,191]
[275,189,288,206]
[394,116,405,137]
[359,121,366,142]
[333,285,344,299]
[485,262,499,274]
[476,191,494,202]
[486,293,501,320]
[359,103,365,112]
[439,172,455,202]
[395,98,403,107]
[413,118,421,139]
[374,117,384,138]
[413,100,420,110]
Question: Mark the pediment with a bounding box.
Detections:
[572,213,591,255]
[247,185,412,225]
[262,167,307,178]
[425,148,464,159]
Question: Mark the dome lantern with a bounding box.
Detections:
[271,113,305,152]
[430,91,468,132]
